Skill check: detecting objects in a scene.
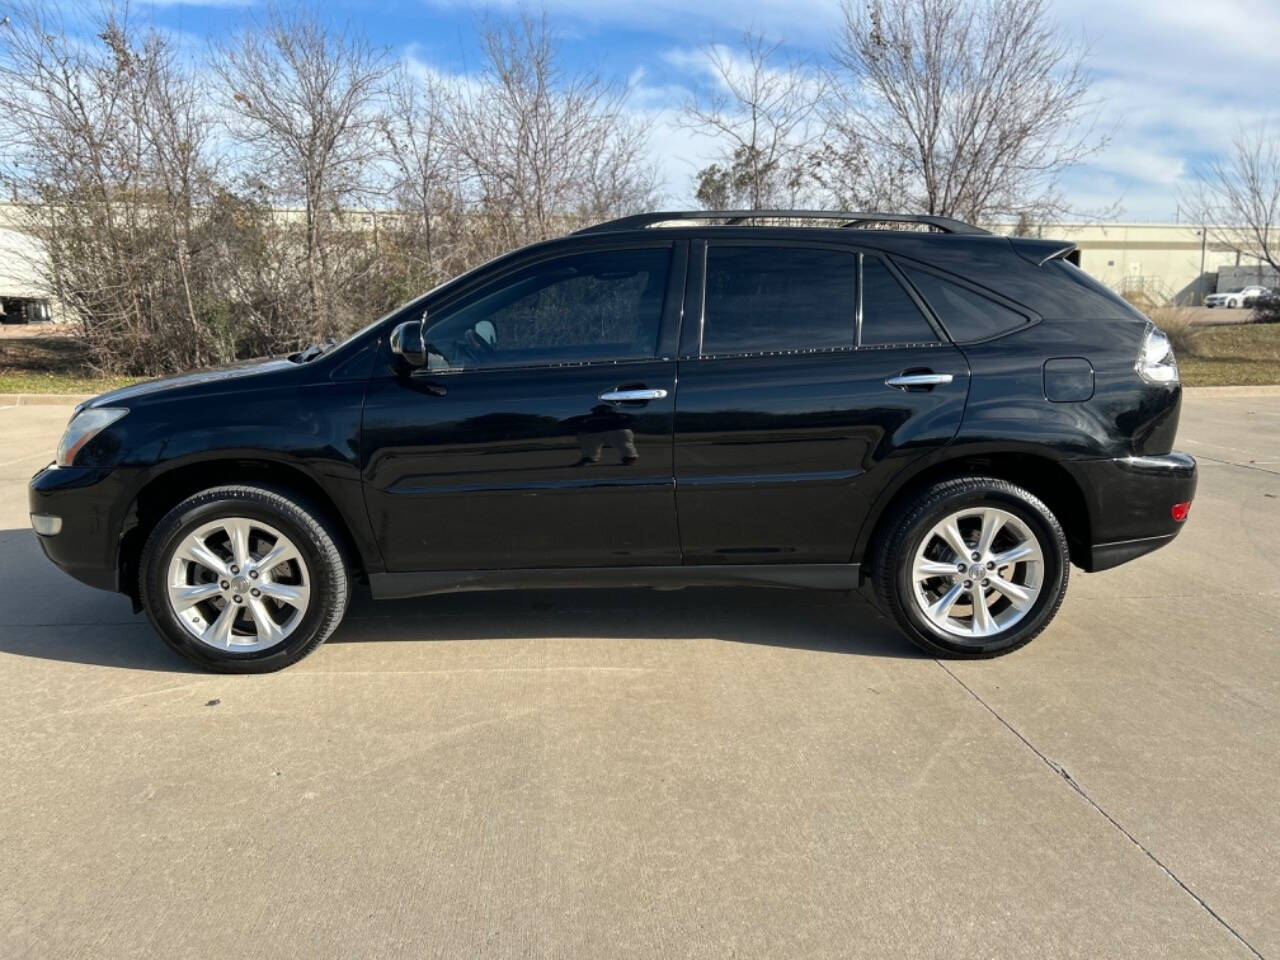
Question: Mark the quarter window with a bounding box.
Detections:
[899,265,1029,342]
[701,246,855,355]
[424,247,671,370]
[860,257,938,346]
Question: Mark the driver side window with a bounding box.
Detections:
[424,247,671,371]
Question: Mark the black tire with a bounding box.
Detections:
[872,477,1069,658]
[139,485,350,673]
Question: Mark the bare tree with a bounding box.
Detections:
[445,10,657,255]
[0,4,659,377]
[1186,126,1280,275]
[133,26,220,364]
[680,32,827,210]
[826,0,1103,222]
[379,63,461,288]
[216,9,389,338]
[0,1,229,372]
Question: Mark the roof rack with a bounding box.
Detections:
[575,210,991,237]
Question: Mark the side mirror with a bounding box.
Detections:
[390,317,426,367]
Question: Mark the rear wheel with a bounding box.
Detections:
[873,477,1069,657]
[139,485,350,672]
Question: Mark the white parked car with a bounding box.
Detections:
[1205,285,1269,308]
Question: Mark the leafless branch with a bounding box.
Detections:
[444,10,657,254]
[215,8,390,338]
[824,0,1105,222]
[679,32,828,210]
[1184,126,1280,273]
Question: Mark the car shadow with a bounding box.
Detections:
[333,584,923,659]
[0,527,195,673]
[0,527,924,669]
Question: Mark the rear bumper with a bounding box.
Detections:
[28,464,135,592]
[1062,452,1197,572]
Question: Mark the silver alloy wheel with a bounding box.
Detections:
[910,506,1044,642]
[166,517,310,652]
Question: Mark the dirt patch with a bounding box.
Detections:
[0,327,136,394]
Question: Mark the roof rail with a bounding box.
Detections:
[575,210,991,237]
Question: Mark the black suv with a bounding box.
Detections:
[29,211,1196,672]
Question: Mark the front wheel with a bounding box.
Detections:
[139,485,350,672]
[872,478,1069,658]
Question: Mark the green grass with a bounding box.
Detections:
[1178,322,1280,386]
[0,371,138,395]
[0,334,139,395]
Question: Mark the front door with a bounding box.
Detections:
[363,242,684,571]
[674,241,972,564]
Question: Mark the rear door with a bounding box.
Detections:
[673,240,971,564]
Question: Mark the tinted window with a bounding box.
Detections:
[899,266,1028,342]
[860,257,938,345]
[702,247,855,355]
[424,248,670,369]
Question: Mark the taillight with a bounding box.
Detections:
[1171,501,1191,522]
[1136,324,1178,384]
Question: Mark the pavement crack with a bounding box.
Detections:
[935,660,1266,960]
[1189,452,1280,477]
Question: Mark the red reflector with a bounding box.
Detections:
[1171,501,1191,522]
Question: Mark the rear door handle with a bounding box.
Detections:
[599,388,669,402]
[885,372,954,389]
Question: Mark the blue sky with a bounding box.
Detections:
[64,0,1280,221]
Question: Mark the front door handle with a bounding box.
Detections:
[885,372,954,389]
[599,388,669,402]
[409,377,447,396]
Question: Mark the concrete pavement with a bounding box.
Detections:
[0,393,1276,959]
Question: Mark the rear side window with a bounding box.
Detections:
[899,266,1029,342]
[860,257,938,346]
[702,246,855,355]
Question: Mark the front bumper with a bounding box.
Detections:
[1061,452,1197,571]
[28,464,135,592]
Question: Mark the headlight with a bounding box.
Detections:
[56,407,128,467]
[1135,325,1178,384]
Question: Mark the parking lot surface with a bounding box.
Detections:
[1,390,1276,959]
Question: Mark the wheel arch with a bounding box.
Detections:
[856,450,1092,576]
[118,457,374,608]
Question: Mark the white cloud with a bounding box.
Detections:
[413,0,1280,218]
[1074,0,1280,73]
[40,0,1280,219]
[636,0,1280,217]
[424,0,845,45]
[1050,0,1280,218]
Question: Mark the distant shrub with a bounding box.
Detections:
[1253,291,1280,324]
[1147,307,1203,357]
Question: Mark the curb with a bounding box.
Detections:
[0,393,93,406]
[1182,385,1280,398]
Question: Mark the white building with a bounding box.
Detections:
[0,205,55,323]
[994,221,1274,307]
